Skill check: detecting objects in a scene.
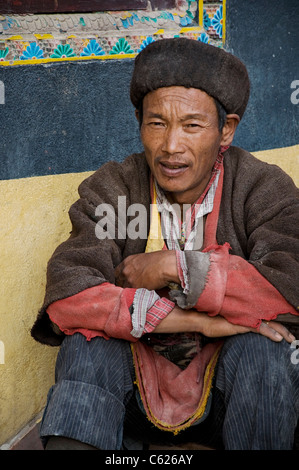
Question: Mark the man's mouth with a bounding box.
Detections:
[159,161,189,176]
[163,164,184,168]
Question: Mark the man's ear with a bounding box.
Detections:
[135,109,143,130]
[220,114,240,147]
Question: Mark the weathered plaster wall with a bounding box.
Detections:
[0,172,90,444]
[226,0,299,152]
[0,0,298,446]
[0,59,140,180]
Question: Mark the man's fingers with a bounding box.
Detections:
[259,321,295,343]
[259,322,283,342]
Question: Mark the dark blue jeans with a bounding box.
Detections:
[40,332,299,450]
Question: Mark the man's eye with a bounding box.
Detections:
[185,123,203,131]
[149,121,164,127]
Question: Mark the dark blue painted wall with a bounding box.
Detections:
[226,0,299,151]
[0,0,298,180]
[0,59,142,179]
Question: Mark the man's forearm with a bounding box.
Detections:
[152,305,204,334]
[154,305,296,344]
[153,306,251,337]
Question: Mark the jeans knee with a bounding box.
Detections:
[221,333,292,364]
[55,334,134,399]
[217,333,299,395]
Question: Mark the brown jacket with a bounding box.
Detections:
[31,146,299,346]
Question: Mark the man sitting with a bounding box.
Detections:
[32,38,299,450]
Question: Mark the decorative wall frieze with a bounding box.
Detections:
[0,1,224,66]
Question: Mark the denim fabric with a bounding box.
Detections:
[215,333,299,450]
[40,335,135,450]
[40,332,299,450]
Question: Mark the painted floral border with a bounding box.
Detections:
[0,2,224,66]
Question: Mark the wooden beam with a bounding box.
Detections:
[0,0,149,14]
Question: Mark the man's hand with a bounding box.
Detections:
[201,315,295,343]
[115,250,179,290]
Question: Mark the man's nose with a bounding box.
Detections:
[161,127,185,154]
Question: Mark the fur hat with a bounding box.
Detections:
[130,38,250,119]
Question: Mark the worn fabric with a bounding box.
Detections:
[215,333,299,449]
[40,332,299,450]
[40,334,135,450]
[128,164,224,431]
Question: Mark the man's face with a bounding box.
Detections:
[139,86,225,206]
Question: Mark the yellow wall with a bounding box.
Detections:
[0,144,298,446]
[0,170,92,445]
[252,145,299,184]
